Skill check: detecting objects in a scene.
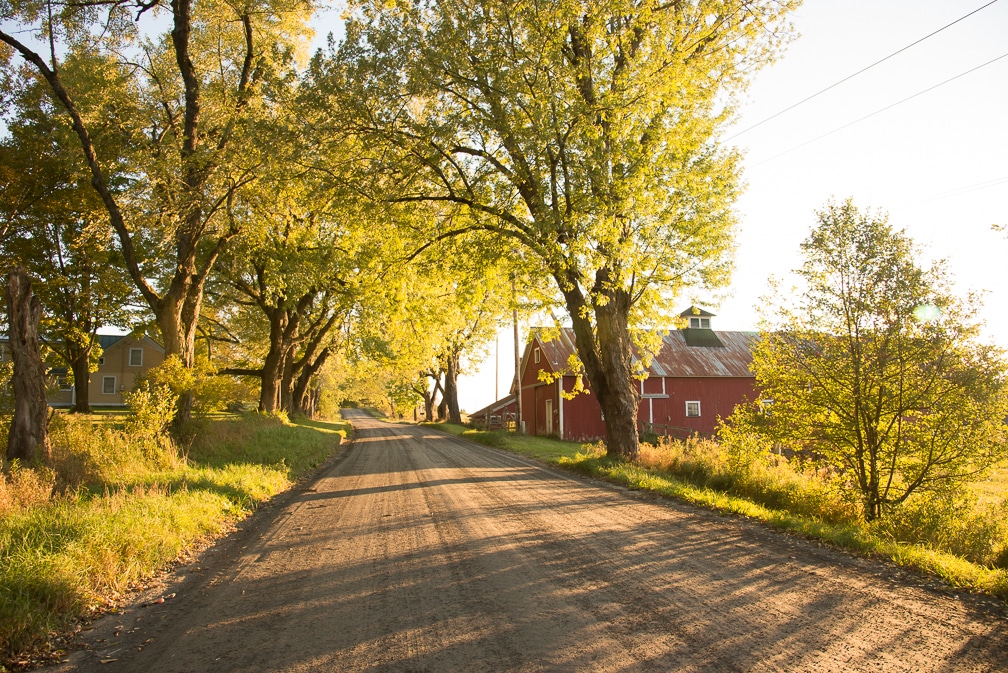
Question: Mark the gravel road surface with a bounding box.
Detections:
[55,409,1008,672]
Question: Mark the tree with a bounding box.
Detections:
[0,77,138,412]
[747,199,1008,521]
[1,0,315,423]
[330,0,797,458]
[5,268,50,462]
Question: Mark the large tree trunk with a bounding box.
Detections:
[156,292,200,427]
[69,348,92,413]
[423,379,436,422]
[562,274,640,460]
[287,310,339,416]
[259,348,283,412]
[433,372,448,422]
[257,310,288,413]
[292,347,330,416]
[445,351,462,425]
[5,268,50,462]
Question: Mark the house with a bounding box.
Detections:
[1,334,165,408]
[515,308,759,441]
[84,334,166,407]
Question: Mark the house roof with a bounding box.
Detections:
[469,394,517,419]
[528,326,757,379]
[98,334,126,350]
[98,334,165,353]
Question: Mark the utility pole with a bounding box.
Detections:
[512,274,522,432]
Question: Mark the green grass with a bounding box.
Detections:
[432,425,1008,601]
[972,458,1008,508]
[0,412,348,663]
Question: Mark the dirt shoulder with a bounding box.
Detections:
[52,410,1008,672]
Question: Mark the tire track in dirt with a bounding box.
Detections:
[54,410,1008,672]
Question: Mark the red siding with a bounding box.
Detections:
[552,374,757,441]
[560,377,607,441]
[520,337,566,436]
[642,377,757,436]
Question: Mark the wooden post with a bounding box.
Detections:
[512,274,522,433]
[5,268,50,462]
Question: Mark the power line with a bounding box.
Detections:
[749,51,1008,167]
[901,176,1008,207]
[727,0,1002,141]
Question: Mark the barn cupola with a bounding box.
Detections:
[681,306,715,330]
[680,306,723,347]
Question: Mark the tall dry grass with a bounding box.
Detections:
[636,434,861,526]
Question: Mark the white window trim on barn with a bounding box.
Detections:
[685,400,701,417]
[640,376,669,398]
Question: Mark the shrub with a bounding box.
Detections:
[873,492,1008,568]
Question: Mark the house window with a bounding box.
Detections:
[98,356,105,365]
[102,376,117,395]
[129,348,143,367]
[689,317,711,329]
[685,400,701,417]
[534,347,540,364]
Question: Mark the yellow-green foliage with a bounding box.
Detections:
[0,412,345,660]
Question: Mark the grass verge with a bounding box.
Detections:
[429,423,1008,601]
[0,413,349,666]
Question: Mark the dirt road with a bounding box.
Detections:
[55,409,1007,672]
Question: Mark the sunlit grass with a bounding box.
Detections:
[0,412,347,661]
[972,458,1008,508]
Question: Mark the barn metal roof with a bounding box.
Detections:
[531,327,757,379]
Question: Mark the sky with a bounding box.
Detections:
[454,0,1008,413]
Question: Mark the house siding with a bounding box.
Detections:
[88,336,165,406]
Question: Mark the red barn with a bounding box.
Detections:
[516,308,758,441]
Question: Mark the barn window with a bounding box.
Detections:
[129,348,143,367]
[689,317,711,329]
[534,347,540,364]
[685,400,701,417]
[102,376,117,395]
